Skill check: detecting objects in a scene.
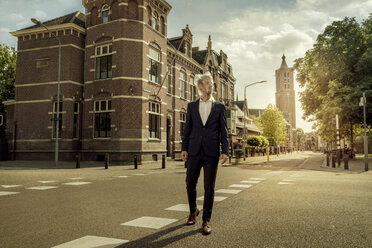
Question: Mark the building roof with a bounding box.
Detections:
[192,49,208,65]
[167,36,183,51]
[280,53,288,68]
[248,108,265,117]
[18,11,86,31]
[232,100,245,112]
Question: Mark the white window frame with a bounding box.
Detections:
[102,4,109,24]
[180,71,187,99]
[51,101,63,139]
[180,111,186,138]
[166,64,172,94]
[149,47,161,84]
[149,101,161,139]
[95,43,113,80]
[152,11,158,30]
[93,99,112,138]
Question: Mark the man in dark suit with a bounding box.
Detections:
[181,72,229,235]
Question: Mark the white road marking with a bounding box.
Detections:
[278,182,295,185]
[51,235,129,248]
[115,175,129,178]
[132,173,147,176]
[0,191,20,196]
[248,178,266,180]
[69,177,85,180]
[282,179,296,182]
[121,216,178,229]
[1,185,22,188]
[165,204,203,211]
[26,186,58,190]
[240,180,261,184]
[62,182,92,186]
[266,171,283,174]
[197,196,228,201]
[229,184,253,188]
[38,181,57,184]
[215,189,242,194]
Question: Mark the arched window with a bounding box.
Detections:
[160,16,165,35]
[101,4,109,23]
[127,0,138,20]
[152,11,158,30]
[146,6,152,25]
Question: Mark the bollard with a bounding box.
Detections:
[76,153,80,168]
[104,153,109,169]
[162,154,165,169]
[326,152,330,167]
[344,153,349,170]
[134,155,138,169]
[267,151,269,162]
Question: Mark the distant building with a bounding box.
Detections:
[275,53,296,151]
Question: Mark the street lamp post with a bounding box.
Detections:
[243,80,267,160]
[359,92,368,171]
[31,18,61,167]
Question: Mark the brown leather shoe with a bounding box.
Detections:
[202,221,212,234]
[186,208,199,225]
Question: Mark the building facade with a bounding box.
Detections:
[3,0,236,163]
[275,53,296,151]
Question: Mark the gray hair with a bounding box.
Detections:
[195,71,213,96]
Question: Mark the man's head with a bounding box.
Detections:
[196,72,213,97]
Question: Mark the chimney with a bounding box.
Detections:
[192,46,199,52]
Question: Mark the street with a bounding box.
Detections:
[0,152,371,248]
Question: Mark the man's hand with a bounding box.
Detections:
[181,151,188,162]
[219,153,228,164]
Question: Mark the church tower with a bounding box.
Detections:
[275,53,296,129]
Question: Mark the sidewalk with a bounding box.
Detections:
[319,154,372,173]
[0,159,186,170]
[0,152,304,170]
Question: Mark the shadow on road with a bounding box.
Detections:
[115,223,201,248]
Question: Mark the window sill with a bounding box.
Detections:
[94,77,112,82]
[180,97,187,101]
[148,80,161,86]
[93,137,111,140]
[148,137,161,142]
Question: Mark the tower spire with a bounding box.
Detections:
[280,50,288,68]
[207,35,212,52]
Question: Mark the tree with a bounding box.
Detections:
[0,44,16,138]
[258,135,269,147]
[246,135,261,147]
[296,128,306,150]
[293,16,372,150]
[261,104,287,147]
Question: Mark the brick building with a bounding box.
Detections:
[3,0,236,163]
[275,53,296,151]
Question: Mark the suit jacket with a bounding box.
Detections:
[181,98,229,157]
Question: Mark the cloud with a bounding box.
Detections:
[0,0,371,132]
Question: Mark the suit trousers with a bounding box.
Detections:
[185,142,219,222]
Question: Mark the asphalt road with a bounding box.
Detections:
[1,152,371,248]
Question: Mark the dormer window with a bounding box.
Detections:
[102,5,109,23]
[152,11,158,30]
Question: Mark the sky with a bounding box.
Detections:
[1,0,372,133]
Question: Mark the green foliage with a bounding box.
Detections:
[0,43,16,138]
[258,135,269,147]
[293,16,372,143]
[261,104,288,146]
[246,135,261,147]
[248,114,263,131]
[296,128,306,150]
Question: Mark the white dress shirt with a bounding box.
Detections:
[199,95,215,126]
